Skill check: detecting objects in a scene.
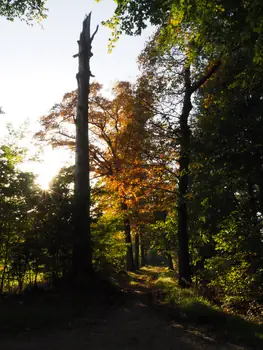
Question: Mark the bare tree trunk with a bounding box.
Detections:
[72,13,98,286]
[167,253,174,270]
[124,217,135,272]
[121,202,135,271]
[18,278,24,294]
[258,167,263,216]
[140,231,146,267]
[34,271,38,285]
[0,230,11,293]
[248,176,258,224]
[134,232,140,270]
[0,264,7,293]
[247,176,261,266]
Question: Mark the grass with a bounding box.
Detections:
[1,266,262,349]
[153,268,263,349]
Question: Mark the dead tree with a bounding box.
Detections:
[72,13,98,286]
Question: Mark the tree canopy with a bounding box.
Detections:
[0,0,47,22]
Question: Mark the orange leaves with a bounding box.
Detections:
[37,78,176,228]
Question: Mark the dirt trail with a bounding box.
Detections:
[0,268,246,350]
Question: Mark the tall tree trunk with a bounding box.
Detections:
[177,66,192,287]
[166,253,174,270]
[134,232,140,270]
[177,60,221,288]
[248,176,257,224]
[1,231,11,293]
[0,264,6,293]
[34,271,38,285]
[140,231,146,267]
[258,167,263,216]
[72,14,98,286]
[121,202,135,271]
[247,176,261,260]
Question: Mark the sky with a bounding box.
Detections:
[0,0,154,188]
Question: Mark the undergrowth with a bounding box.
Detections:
[153,268,263,349]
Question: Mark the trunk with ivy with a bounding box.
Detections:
[177,66,192,287]
[177,61,221,287]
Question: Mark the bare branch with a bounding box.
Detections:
[90,25,99,43]
[191,59,221,92]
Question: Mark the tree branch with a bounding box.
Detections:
[191,59,221,92]
[90,25,99,43]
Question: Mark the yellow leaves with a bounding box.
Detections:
[203,94,214,109]
[215,5,225,13]
[169,11,183,27]
[169,17,180,26]
[113,231,124,240]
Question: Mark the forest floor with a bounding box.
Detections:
[0,266,262,350]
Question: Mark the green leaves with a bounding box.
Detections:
[0,0,48,23]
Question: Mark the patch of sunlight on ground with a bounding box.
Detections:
[129,280,139,286]
[141,266,169,274]
[155,276,177,286]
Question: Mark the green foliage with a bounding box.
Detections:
[187,32,263,306]
[0,0,47,23]
[0,141,37,292]
[105,0,263,64]
[154,269,263,348]
[92,213,126,271]
[147,212,177,257]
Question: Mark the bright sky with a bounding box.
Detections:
[0,0,154,188]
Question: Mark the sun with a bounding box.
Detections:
[37,173,51,190]
[19,146,73,190]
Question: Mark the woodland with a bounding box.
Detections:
[0,0,263,347]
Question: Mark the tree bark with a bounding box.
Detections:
[177,66,192,287]
[248,176,257,223]
[72,14,98,286]
[0,264,6,293]
[121,202,135,271]
[247,176,261,259]
[134,232,140,270]
[177,60,221,288]
[0,230,11,293]
[258,167,263,216]
[140,231,147,267]
[167,253,174,270]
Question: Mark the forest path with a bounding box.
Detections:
[0,267,247,350]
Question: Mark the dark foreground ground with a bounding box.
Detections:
[0,267,262,350]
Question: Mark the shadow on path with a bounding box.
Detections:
[0,267,261,350]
